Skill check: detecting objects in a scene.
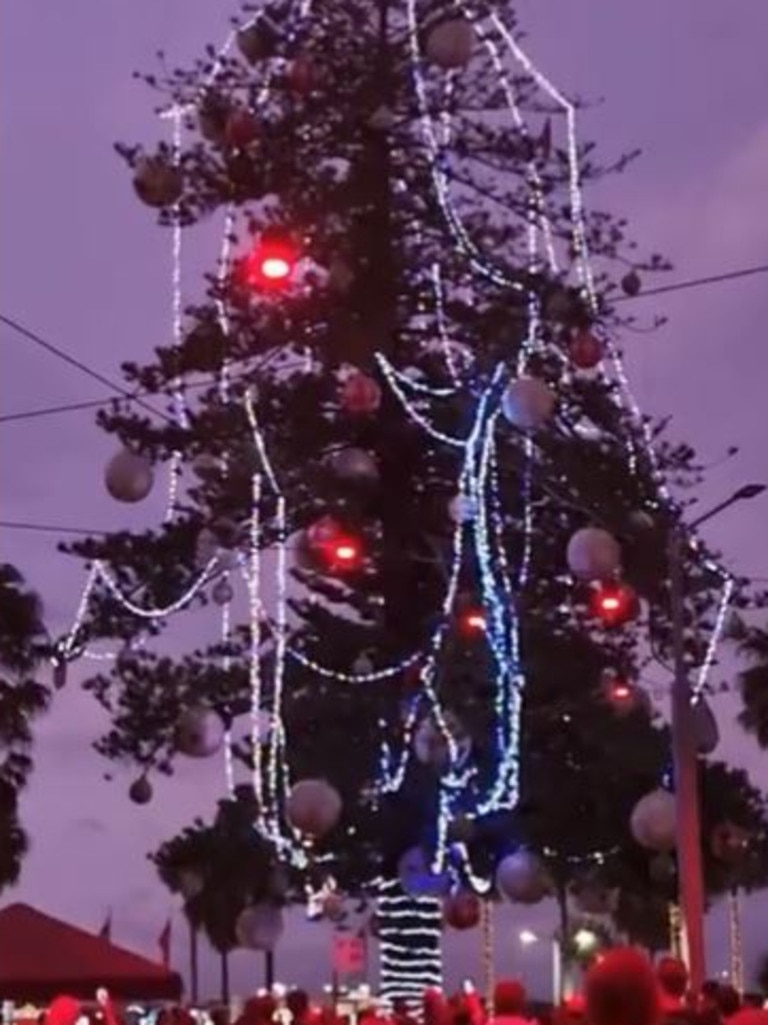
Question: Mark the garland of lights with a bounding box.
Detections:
[55,0,738,994]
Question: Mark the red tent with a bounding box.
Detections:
[0,903,183,1002]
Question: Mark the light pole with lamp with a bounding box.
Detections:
[668,483,765,995]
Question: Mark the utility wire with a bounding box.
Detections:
[2,260,768,428]
[0,520,107,537]
[0,313,175,426]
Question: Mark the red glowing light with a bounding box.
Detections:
[612,683,632,700]
[333,542,359,564]
[591,582,638,627]
[241,238,297,291]
[461,610,487,635]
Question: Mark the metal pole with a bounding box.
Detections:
[668,524,706,993]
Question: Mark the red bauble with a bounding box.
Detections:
[287,55,318,94]
[241,236,296,291]
[569,329,603,370]
[339,371,382,414]
[443,892,481,931]
[225,108,259,149]
[590,582,639,627]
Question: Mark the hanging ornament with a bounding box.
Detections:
[286,779,343,837]
[212,578,234,606]
[241,234,297,291]
[449,494,477,524]
[424,18,474,69]
[630,789,676,851]
[649,852,676,885]
[621,270,642,297]
[413,718,450,771]
[133,156,183,208]
[52,659,67,691]
[225,107,260,150]
[128,775,152,805]
[443,892,481,931]
[691,697,719,755]
[501,376,556,431]
[368,105,396,131]
[628,509,655,532]
[323,892,346,923]
[287,55,318,94]
[329,448,379,483]
[198,91,230,143]
[175,706,226,758]
[569,329,603,370]
[398,847,451,898]
[328,257,355,293]
[236,904,284,951]
[496,851,550,904]
[591,581,639,628]
[567,527,622,581]
[339,371,381,414]
[105,450,154,504]
[236,17,282,64]
[710,822,750,864]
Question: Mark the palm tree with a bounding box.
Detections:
[734,620,768,748]
[0,563,49,891]
[151,789,276,1002]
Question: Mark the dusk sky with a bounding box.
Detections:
[2,0,768,1001]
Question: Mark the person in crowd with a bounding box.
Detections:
[656,959,690,1016]
[715,985,742,1022]
[286,990,312,1025]
[586,948,661,1025]
[391,998,418,1025]
[487,980,535,1025]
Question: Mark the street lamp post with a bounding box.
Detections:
[668,484,765,995]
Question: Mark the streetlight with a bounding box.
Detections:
[669,483,764,995]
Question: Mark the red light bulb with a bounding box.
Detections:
[460,609,486,636]
[242,237,297,291]
[591,582,638,627]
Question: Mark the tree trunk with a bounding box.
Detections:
[378,878,442,1006]
[220,948,231,1005]
[189,921,200,1004]
[264,949,275,990]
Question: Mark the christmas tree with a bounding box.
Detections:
[55,0,757,998]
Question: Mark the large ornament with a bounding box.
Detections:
[569,329,603,370]
[287,55,318,94]
[330,448,379,482]
[339,371,381,414]
[105,450,154,504]
[424,19,474,69]
[236,19,281,64]
[211,578,234,606]
[630,789,676,851]
[501,377,556,431]
[567,527,622,582]
[691,697,719,755]
[621,270,642,297]
[53,659,67,690]
[710,822,750,864]
[398,847,451,898]
[235,904,284,951]
[225,108,259,150]
[175,706,226,759]
[128,776,152,805]
[449,494,477,524]
[443,892,481,931]
[133,157,183,208]
[286,779,342,837]
[496,851,550,904]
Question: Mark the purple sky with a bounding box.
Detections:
[2,0,768,1001]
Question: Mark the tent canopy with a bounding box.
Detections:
[0,903,182,1002]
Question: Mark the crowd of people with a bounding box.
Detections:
[37,952,768,1025]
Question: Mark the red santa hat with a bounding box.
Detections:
[46,997,82,1025]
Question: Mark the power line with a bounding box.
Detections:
[0,520,107,537]
[615,261,768,301]
[0,313,175,426]
[2,259,768,428]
